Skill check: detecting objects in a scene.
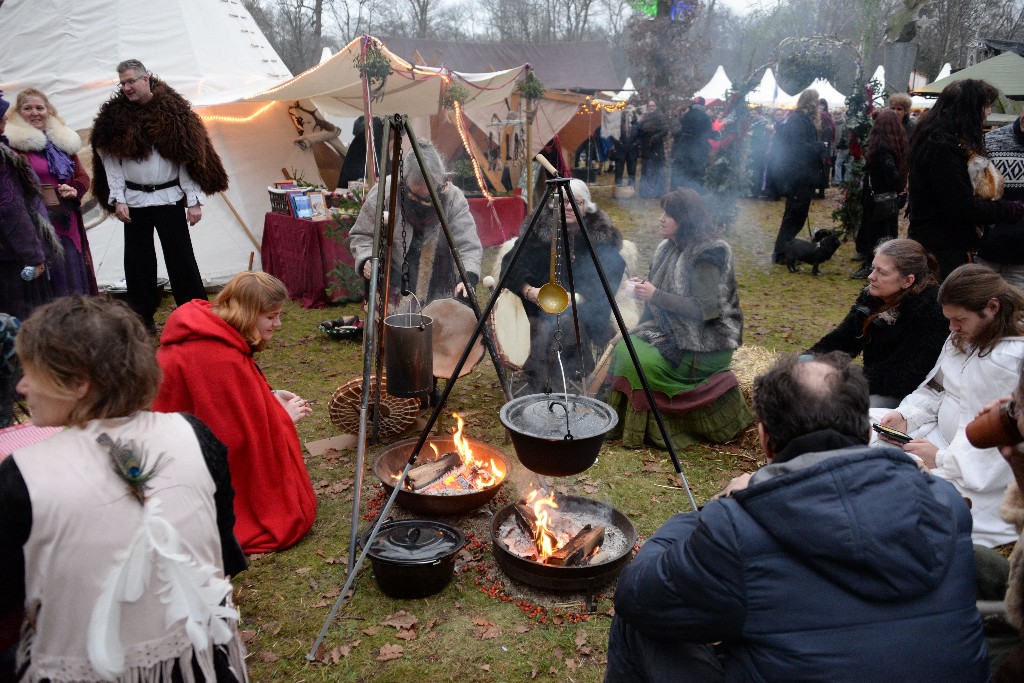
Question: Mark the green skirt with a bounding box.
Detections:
[607,340,753,450]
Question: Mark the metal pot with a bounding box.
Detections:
[361,519,465,599]
[384,311,433,397]
[373,436,510,516]
[499,394,618,477]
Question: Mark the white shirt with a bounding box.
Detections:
[99,146,202,208]
[870,336,1024,546]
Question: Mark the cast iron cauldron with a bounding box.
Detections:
[499,393,617,477]
[360,519,465,599]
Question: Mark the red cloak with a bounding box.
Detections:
[153,300,316,553]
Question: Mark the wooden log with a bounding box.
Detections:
[512,503,539,538]
[546,524,606,567]
[408,451,462,490]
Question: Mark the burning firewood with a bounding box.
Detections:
[546,524,606,567]
[512,503,539,538]
[407,451,461,490]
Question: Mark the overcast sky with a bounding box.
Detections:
[716,0,757,16]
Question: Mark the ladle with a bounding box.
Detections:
[537,203,569,314]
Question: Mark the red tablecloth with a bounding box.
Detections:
[261,213,359,309]
[467,196,527,248]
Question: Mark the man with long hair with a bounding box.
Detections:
[877,263,1024,547]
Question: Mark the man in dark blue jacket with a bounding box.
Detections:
[605,351,989,683]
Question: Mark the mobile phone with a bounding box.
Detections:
[873,423,912,444]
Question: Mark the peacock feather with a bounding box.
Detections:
[97,433,168,504]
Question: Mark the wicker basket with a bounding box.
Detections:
[329,375,420,438]
[268,187,291,215]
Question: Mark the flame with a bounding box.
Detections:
[450,413,506,489]
[526,489,560,558]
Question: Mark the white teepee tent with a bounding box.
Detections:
[0,0,324,287]
[694,66,732,102]
[808,78,847,110]
[746,68,797,108]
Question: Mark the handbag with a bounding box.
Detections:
[870,191,899,222]
[864,174,898,222]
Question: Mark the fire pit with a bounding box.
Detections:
[373,416,510,516]
[490,493,636,593]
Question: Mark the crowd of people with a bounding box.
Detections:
[4,51,1024,681]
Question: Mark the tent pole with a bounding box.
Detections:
[217,192,261,252]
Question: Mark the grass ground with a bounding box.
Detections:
[200,180,868,681]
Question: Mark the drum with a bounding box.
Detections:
[490,289,531,370]
[422,299,485,379]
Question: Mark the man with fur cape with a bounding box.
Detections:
[91,59,228,330]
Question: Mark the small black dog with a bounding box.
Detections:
[779,229,843,275]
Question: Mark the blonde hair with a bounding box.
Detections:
[15,87,63,124]
[15,297,161,428]
[213,272,288,350]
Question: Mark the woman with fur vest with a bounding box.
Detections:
[500,179,626,393]
[0,90,60,321]
[5,89,97,297]
[608,188,752,450]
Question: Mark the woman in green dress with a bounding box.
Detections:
[607,188,752,449]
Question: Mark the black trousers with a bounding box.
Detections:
[604,615,724,683]
[772,188,813,257]
[123,201,207,327]
[613,154,637,185]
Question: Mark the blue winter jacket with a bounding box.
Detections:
[613,431,990,682]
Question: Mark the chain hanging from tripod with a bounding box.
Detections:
[398,147,413,297]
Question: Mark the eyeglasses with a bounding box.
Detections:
[117,75,146,91]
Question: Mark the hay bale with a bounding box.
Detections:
[731,345,779,405]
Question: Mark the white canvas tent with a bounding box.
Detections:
[694,66,732,102]
[809,78,847,109]
[746,68,797,108]
[0,0,323,287]
[613,78,636,102]
[245,37,525,118]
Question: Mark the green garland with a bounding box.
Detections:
[354,41,393,88]
[515,71,545,101]
[830,78,880,240]
[324,187,368,303]
[441,82,470,110]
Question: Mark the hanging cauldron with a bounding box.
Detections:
[499,394,618,477]
[384,308,433,398]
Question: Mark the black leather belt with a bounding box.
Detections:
[125,179,179,192]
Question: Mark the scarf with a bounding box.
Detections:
[43,140,74,183]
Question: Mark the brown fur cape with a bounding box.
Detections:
[90,77,228,212]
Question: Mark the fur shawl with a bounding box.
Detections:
[1001,481,1024,630]
[0,140,63,257]
[90,78,228,211]
[634,237,742,362]
[3,113,82,156]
